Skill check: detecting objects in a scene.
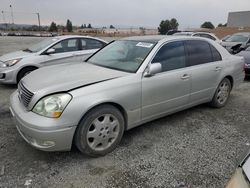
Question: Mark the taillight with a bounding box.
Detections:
[243,63,246,72]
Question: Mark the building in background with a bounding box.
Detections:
[227,11,250,27]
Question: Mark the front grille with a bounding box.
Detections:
[18,82,34,108]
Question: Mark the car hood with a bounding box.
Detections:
[0,50,32,62]
[22,63,130,94]
[221,41,243,48]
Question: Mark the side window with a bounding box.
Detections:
[152,41,186,72]
[185,40,213,66]
[81,39,87,50]
[51,39,79,53]
[210,44,222,61]
[81,39,105,50]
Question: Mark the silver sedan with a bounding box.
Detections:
[10,35,245,156]
[0,35,107,84]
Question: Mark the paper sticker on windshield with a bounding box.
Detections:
[136,42,153,48]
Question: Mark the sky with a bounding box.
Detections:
[1,0,250,29]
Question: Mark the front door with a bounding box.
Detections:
[40,38,80,66]
[141,41,191,121]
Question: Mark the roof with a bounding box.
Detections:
[121,35,217,43]
[173,32,194,36]
[122,35,169,43]
[53,35,108,43]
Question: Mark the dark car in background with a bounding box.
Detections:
[237,46,250,77]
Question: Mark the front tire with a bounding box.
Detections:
[209,78,231,108]
[75,105,125,157]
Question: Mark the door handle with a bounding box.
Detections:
[214,66,222,71]
[181,74,190,80]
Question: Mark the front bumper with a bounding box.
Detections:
[10,91,77,151]
[0,67,17,84]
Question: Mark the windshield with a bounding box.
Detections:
[225,34,249,42]
[26,38,59,53]
[87,40,156,73]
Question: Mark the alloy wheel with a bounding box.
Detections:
[86,114,120,151]
[216,81,230,105]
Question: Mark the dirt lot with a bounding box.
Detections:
[0,36,250,188]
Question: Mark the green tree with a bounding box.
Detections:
[49,22,58,32]
[158,18,179,34]
[201,21,215,29]
[87,23,92,28]
[110,25,115,29]
[66,19,73,32]
[218,23,227,27]
[218,23,223,27]
[170,18,179,30]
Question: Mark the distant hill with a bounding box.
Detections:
[0,23,38,29]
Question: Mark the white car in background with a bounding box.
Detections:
[221,32,250,54]
[173,32,220,43]
[0,35,107,84]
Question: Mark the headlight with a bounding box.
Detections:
[1,58,22,67]
[32,93,72,118]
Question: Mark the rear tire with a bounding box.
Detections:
[17,67,37,83]
[209,78,231,108]
[75,105,125,157]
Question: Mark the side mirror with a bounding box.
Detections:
[144,63,162,77]
[46,48,55,55]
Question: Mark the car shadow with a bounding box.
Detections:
[0,83,17,89]
[245,76,250,82]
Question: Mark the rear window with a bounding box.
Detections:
[185,40,213,66]
[210,44,222,61]
[81,39,105,50]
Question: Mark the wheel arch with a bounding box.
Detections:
[77,102,128,130]
[16,65,39,83]
[224,75,234,89]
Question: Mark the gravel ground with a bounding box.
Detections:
[0,36,250,188]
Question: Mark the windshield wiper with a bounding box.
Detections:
[23,48,33,53]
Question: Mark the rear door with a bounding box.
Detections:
[184,40,225,104]
[141,41,191,120]
[74,38,106,62]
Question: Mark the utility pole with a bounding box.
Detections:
[1,11,7,30]
[36,13,41,32]
[9,5,14,24]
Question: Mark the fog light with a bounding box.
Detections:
[41,141,55,147]
[30,138,55,148]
